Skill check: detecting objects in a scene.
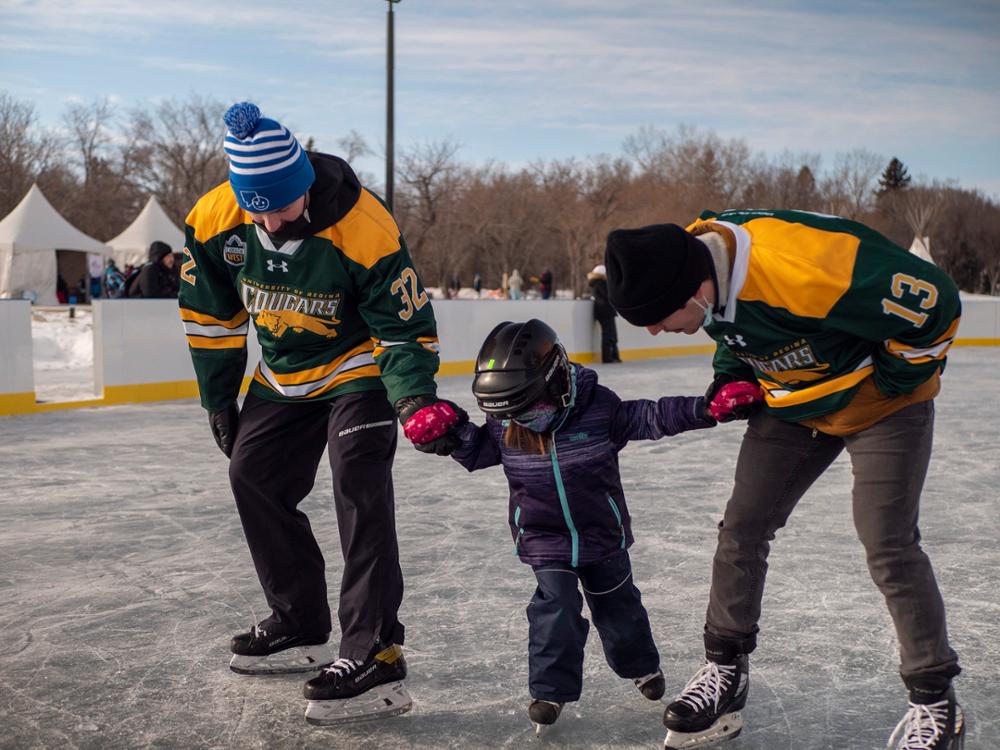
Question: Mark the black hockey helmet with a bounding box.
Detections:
[472,319,571,418]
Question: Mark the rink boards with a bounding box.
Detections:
[1,295,998,416]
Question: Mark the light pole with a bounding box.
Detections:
[386,0,401,212]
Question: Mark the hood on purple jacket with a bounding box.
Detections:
[451,364,712,567]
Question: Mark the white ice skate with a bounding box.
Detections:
[304,681,413,726]
[229,644,336,675]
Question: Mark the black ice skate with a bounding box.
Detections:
[528,699,564,735]
[302,642,412,725]
[663,654,749,749]
[229,624,334,675]
[635,670,666,701]
[887,685,965,750]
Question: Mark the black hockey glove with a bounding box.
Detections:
[208,402,240,458]
[395,395,469,456]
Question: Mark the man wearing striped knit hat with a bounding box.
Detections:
[179,102,468,725]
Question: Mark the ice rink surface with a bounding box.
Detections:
[1,349,998,750]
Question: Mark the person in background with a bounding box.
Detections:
[129,241,178,298]
[539,269,553,300]
[473,272,483,298]
[56,273,69,304]
[587,264,620,363]
[103,259,126,299]
[180,101,457,727]
[448,273,461,299]
[508,268,524,300]
[605,213,964,750]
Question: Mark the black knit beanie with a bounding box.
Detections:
[604,224,711,326]
[148,240,173,263]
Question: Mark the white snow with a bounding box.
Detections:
[29,307,97,402]
[0,350,997,749]
[30,307,93,372]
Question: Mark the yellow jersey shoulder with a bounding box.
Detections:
[318,189,401,269]
[186,181,247,244]
[738,217,860,319]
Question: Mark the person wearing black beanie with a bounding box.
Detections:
[128,240,177,298]
[604,224,716,334]
[606,209,964,750]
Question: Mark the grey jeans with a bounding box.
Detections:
[706,400,960,682]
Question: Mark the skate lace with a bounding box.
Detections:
[888,699,950,749]
[321,657,363,677]
[676,661,736,712]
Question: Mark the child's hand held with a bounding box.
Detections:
[708,381,765,422]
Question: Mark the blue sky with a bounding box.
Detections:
[2,0,999,198]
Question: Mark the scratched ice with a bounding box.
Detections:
[1,349,997,749]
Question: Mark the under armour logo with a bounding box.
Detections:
[267,260,289,273]
[724,334,747,347]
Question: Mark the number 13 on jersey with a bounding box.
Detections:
[881,273,938,327]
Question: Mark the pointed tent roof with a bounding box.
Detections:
[106,196,185,262]
[909,235,934,264]
[0,184,110,254]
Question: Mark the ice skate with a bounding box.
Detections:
[635,669,666,701]
[528,699,563,736]
[229,624,334,675]
[887,686,965,750]
[663,655,748,749]
[303,642,412,726]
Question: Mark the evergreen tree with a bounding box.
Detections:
[878,157,911,194]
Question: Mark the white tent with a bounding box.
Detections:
[106,196,185,269]
[0,185,111,305]
[910,235,934,264]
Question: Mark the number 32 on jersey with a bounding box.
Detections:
[881,273,938,327]
[391,267,428,320]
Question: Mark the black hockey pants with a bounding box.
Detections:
[228,390,404,660]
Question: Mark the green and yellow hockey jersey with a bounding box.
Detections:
[179,167,439,412]
[689,209,961,430]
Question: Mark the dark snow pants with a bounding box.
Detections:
[528,550,659,702]
[705,400,960,684]
[597,316,619,363]
[228,390,404,660]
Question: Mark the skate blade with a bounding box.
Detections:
[664,711,743,749]
[534,722,554,737]
[305,681,412,726]
[229,644,336,675]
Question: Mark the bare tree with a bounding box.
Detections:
[822,148,883,219]
[337,130,372,163]
[126,95,230,227]
[0,92,58,217]
[60,98,146,238]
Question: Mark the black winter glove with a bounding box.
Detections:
[395,395,469,456]
[208,402,240,458]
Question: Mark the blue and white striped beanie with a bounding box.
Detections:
[223,102,315,213]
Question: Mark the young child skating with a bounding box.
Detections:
[401,319,762,734]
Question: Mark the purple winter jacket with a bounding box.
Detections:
[450,364,714,567]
